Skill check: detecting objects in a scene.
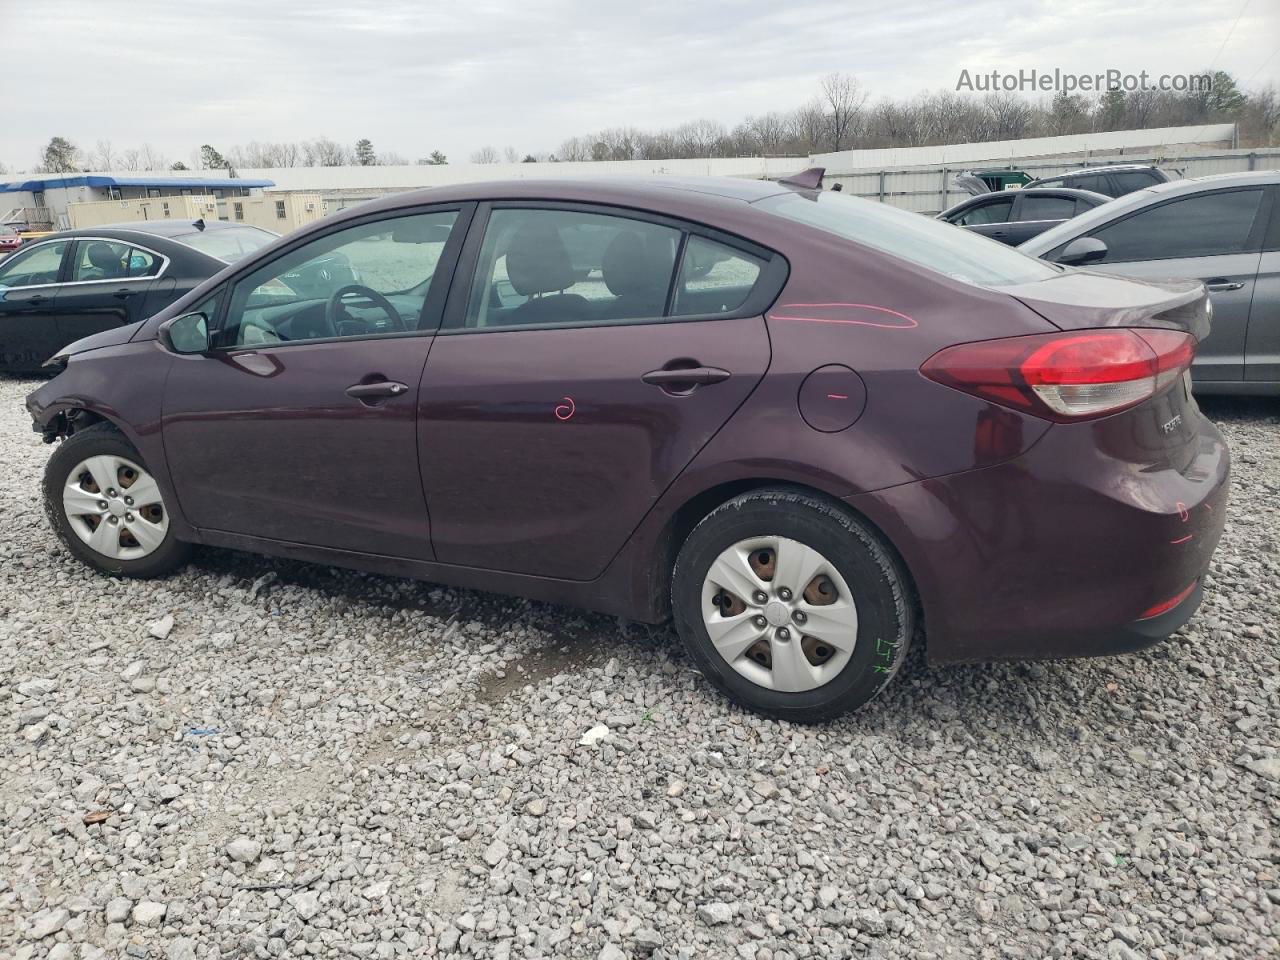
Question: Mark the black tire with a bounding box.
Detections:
[672,487,914,722]
[42,422,191,578]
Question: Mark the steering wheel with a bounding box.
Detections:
[324,284,406,334]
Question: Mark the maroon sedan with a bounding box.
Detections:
[26,173,1228,721]
[0,224,23,258]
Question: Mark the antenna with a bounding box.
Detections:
[778,167,826,189]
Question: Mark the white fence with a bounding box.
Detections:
[826,148,1280,214]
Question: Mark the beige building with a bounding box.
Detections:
[68,195,221,229]
[68,192,327,234]
[223,192,327,233]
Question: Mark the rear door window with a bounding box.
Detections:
[1089,188,1266,262]
[1020,196,1077,221]
[956,198,1013,225]
[463,208,680,329]
[670,237,764,317]
[70,240,162,281]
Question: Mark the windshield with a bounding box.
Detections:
[174,225,278,264]
[756,190,1060,287]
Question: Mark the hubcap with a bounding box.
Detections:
[701,535,858,693]
[63,455,168,560]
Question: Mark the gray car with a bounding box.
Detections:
[1020,171,1280,393]
[937,187,1110,245]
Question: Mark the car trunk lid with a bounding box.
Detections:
[1002,269,1211,342]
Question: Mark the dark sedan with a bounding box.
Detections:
[937,187,1110,245]
[27,172,1228,721]
[0,219,278,372]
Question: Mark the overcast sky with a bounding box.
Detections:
[3,0,1276,170]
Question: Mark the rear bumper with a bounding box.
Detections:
[846,408,1229,664]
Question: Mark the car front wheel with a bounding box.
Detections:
[43,422,191,578]
[672,488,914,722]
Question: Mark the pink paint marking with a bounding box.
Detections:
[554,396,576,421]
[827,393,849,400]
[1176,501,1189,522]
[1170,534,1193,545]
[769,302,917,329]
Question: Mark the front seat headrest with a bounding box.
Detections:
[505,221,577,296]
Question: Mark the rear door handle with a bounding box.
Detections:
[346,380,409,402]
[641,366,730,388]
[113,287,140,300]
[1204,279,1245,292]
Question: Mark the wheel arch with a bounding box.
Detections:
[642,476,924,632]
[35,403,119,443]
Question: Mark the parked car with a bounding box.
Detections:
[0,224,22,258]
[1024,163,1172,197]
[937,187,1110,245]
[1020,171,1279,392]
[27,173,1228,721]
[0,219,279,372]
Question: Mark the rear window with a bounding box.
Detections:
[757,190,1058,287]
[1020,196,1077,221]
[174,225,277,264]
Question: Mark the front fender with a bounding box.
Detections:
[25,340,196,541]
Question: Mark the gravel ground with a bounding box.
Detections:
[2,373,1277,960]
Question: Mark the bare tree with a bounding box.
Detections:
[304,137,351,166]
[820,73,868,152]
[789,99,828,154]
[983,93,1034,140]
[556,136,590,161]
[470,145,499,164]
[118,148,142,171]
[92,139,116,170]
[139,143,167,170]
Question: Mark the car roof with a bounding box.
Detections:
[1034,163,1165,179]
[353,176,793,218]
[67,218,260,237]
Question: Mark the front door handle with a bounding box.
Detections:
[346,380,409,402]
[1204,279,1245,292]
[113,287,140,300]
[641,366,731,388]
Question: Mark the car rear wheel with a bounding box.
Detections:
[43,423,190,578]
[672,488,913,722]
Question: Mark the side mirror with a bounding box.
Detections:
[158,312,209,355]
[1056,236,1108,266]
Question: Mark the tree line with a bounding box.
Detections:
[554,70,1275,162]
[7,69,1275,177]
[15,137,448,176]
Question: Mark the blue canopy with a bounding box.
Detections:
[0,175,275,193]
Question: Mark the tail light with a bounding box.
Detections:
[921,328,1195,421]
[1138,580,1198,620]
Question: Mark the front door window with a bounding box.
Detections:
[222,211,458,346]
[0,241,68,288]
